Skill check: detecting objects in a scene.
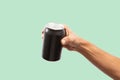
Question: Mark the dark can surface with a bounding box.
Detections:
[42,23,66,61]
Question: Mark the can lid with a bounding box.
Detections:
[45,22,64,30]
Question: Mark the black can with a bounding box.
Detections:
[42,23,66,61]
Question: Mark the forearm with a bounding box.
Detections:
[76,38,120,79]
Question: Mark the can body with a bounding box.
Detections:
[42,23,65,61]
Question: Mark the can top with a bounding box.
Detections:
[45,22,64,30]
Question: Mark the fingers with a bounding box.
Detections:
[61,25,73,46]
[63,25,72,34]
[62,38,76,51]
[42,33,44,39]
[61,26,77,51]
[41,28,45,39]
[61,37,70,46]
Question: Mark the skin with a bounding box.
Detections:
[42,25,120,80]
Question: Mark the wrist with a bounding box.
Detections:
[75,37,91,53]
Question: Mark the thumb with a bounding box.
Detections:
[61,37,69,46]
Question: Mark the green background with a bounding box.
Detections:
[0,0,120,80]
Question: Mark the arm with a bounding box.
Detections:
[77,38,120,80]
[61,26,120,80]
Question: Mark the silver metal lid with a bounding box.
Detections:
[45,22,64,30]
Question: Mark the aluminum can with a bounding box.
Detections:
[42,23,66,61]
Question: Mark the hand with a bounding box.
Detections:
[61,25,81,51]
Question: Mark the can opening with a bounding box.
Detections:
[45,23,64,30]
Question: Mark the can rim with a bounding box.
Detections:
[45,22,64,30]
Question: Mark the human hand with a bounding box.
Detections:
[61,25,81,51]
